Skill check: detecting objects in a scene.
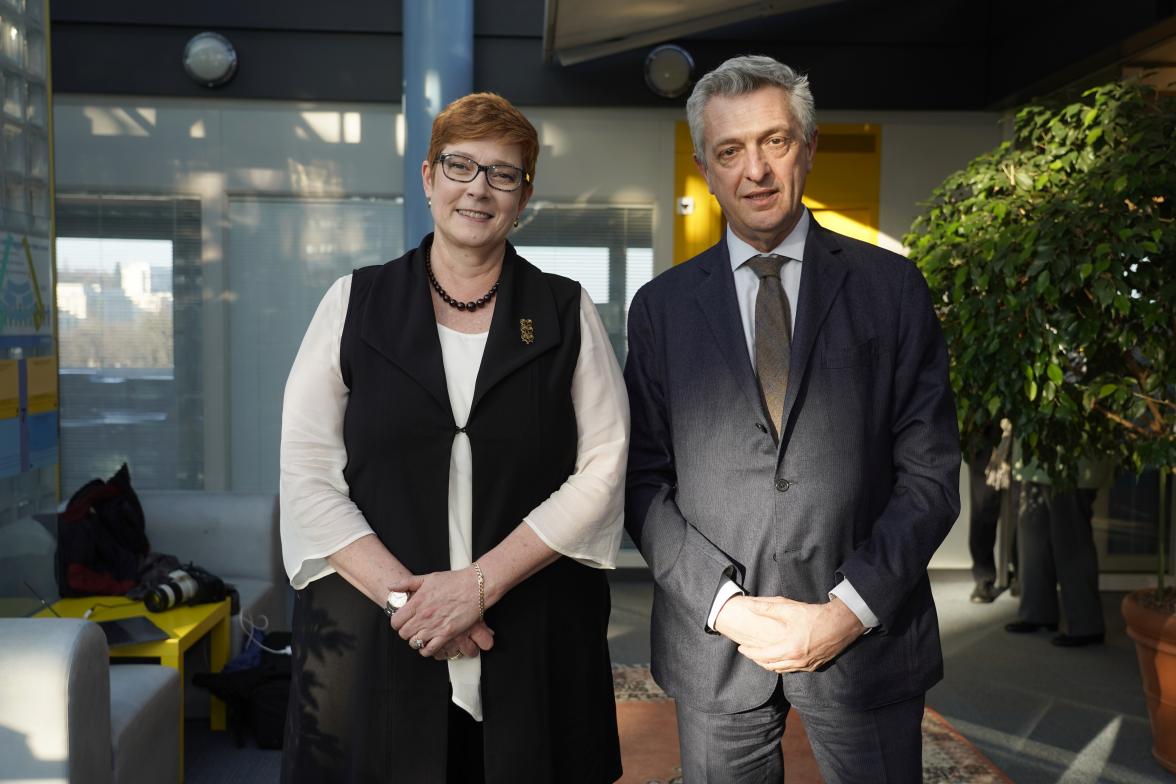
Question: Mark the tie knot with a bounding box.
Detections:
[746,254,787,280]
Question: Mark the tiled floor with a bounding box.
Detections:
[186,570,1167,783]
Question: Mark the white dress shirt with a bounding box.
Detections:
[706,211,880,632]
[280,275,630,719]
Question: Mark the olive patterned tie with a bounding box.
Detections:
[747,254,792,442]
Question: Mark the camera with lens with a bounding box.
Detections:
[144,563,228,612]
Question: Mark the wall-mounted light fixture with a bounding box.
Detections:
[182,32,238,88]
[644,44,694,99]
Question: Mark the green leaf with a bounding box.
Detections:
[1113,174,1128,192]
[1015,170,1034,190]
[987,396,1001,417]
[1084,127,1103,145]
[1092,278,1114,306]
[1047,364,1064,384]
[1078,262,1093,279]
[1098,383,1117,399]
[1025,379,1038,401]
[993,201,1007,219]
[1082,107,1099,127]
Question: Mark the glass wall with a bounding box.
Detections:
[226,195,405,493]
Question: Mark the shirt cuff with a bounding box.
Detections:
[829,578,880,630]
[706,578,745,632]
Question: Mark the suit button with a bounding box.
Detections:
[755,423,768,434]
[775,478,792,492]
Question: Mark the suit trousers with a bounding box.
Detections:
[1015,483,1105,636]
[674,680,924,783]
[968,458,1003,585]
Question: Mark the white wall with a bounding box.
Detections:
[53,95,1004,566]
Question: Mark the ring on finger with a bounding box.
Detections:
[447,650,464,661]
[411,638,425,650]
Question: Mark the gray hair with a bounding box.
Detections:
[686,55,816,165]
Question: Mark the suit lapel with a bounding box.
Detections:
[694,242,763,418]
[471,243,560,413]
[779,221,850,441]
[358,240,453,418]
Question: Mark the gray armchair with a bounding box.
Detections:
[0,618,179,784]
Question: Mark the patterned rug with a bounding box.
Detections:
[613,665,1011,784]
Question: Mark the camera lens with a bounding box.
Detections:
[145,570,199,612]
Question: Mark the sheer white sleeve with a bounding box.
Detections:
[279,274,376,589]
[523,287,630,569]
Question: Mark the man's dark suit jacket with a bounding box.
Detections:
[624,219,961,715]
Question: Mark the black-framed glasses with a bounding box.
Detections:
[435,153,530,192]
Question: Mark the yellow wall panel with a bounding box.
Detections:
[673,122,724,265]
[804,123,881,245]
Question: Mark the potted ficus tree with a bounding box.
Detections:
[903,79,1175,771]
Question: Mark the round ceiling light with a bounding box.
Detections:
[182,32,238,88]
[644,45,694,99]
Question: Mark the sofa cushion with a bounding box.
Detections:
[136,491,281,587]
[109,664,180,784]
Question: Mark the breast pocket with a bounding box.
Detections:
[821,337,878,369]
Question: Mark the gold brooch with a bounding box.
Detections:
[520,318,534,345]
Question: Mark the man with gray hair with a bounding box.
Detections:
[624,55,960,781]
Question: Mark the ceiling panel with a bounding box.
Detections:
[544,0,846,65]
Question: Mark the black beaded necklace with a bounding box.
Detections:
[425,247,500,312]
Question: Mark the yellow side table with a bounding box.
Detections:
[37,596,231,782]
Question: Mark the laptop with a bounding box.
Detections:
[97,615,170,648]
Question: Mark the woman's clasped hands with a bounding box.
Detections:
[389,566,494,661]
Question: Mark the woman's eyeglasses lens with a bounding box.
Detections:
[438,154,526,191]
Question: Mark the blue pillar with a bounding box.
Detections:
[403,0,474,245]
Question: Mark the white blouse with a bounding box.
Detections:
[279,274,630,719]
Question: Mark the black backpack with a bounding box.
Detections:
[194,632,292,749]
[55,463,149,597]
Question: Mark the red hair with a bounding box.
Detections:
[427,93,539,183]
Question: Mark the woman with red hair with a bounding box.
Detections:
[280,93,627,782]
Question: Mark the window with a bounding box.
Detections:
[512,203,654,365]
[1095,468,1173,572]
[56,194,202,493]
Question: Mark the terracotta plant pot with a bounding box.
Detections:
[1122,588,1176,774]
